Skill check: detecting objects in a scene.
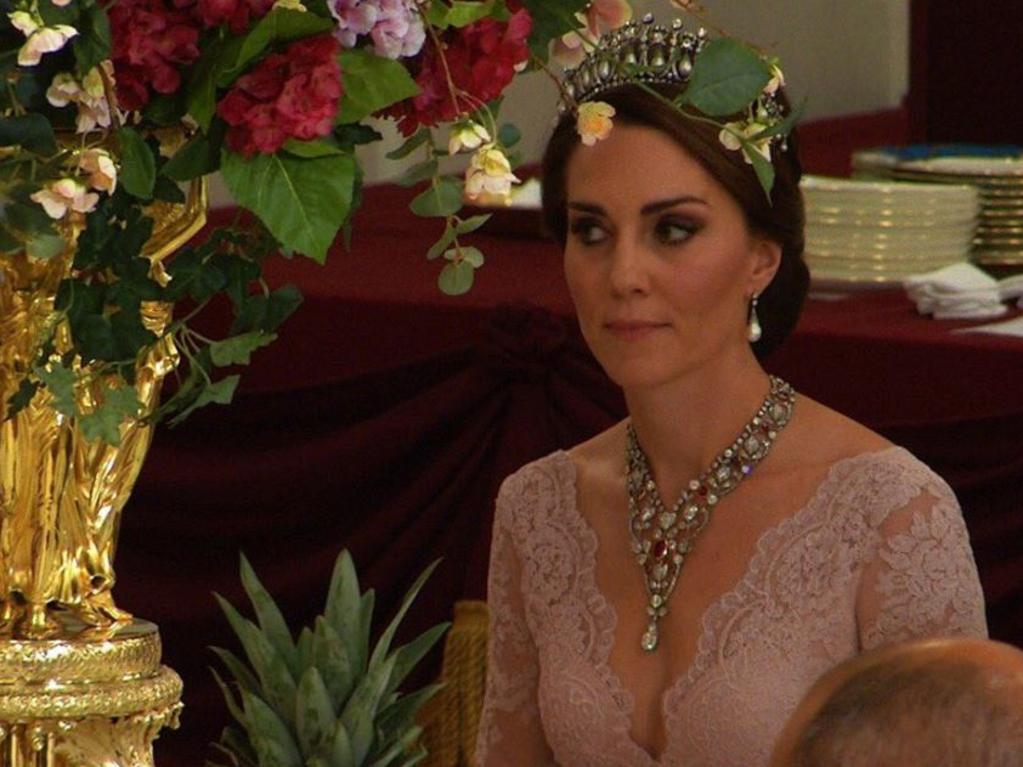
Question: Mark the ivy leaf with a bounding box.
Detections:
[218,10,333,87]
[338,49,420,123]
[118,128,156,199]
[6,200,55,237]
[152,174,187,203]
[33,362,77,417]
[230,284,303,334]
[438,260,475,295]
[410,178,462,218]
[79,384,143,445]
[426,221,456,261]
[165,247,228,302]
[519,0,587,60]
[144,90,189,126]
[0,115,58,156]
[188,35,244,131]
[679,38,772,117]
[73,3,112,77]
[209,331,278,367]
[426,0,497,29]
[221,150,356,262]
[395,158,438,188]
[167,375,240,426]
[385,128,431,160]
[26,233,67,261]
[162,123,225,181]
[334,123,383,150]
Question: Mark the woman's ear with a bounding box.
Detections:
[749,236,782,296]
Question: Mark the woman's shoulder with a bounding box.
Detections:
[788,394,957,524]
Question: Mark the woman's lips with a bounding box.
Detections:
[604,321,670,340]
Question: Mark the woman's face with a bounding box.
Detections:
[563,123,780,390]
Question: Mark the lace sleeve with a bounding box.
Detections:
[474,474,555,767]
[856,474,988,650]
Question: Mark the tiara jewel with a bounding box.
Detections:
[559,14,786,139]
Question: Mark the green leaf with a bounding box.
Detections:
[73,4,112,76]
[340,655,395,764]
[425,223,456,261]
[338,49,419,124]
[329,721,356,767]
[221,150,355,262]
[211,646,263,696]
[455,214,491,235]
[218,10,333,87]
[385,129,430,161]
[395,159,438,188]
[118,128,156,199]
[368,560,440,672]
[323,551,365,674]
[211,666,249,728]
[358,589,375,676]
[296,627,314,673]
[679,38,772,117]
[520,0,587,60]
[33,363,76,417]
[409,178,462,218]
[163,126,225,181]
[167,375,240,426]
[746,141,776,200]
[239,554,298,675]
[376,684,443,743]
[210,332,278,367]
[312,617,356,711]
[79,383,142,445]
[333,123,383,150]
[144,90,189,126]
[296,668,336,757]
[367,725,423,767]
[497,122,521,148]
[26,233,67,261]
[6,201,55,237]
[187,36,245,130]
[230,284,303,335]
[385,623,449,696]
[241,691,303,767]
[426,0,496,29]
[282,139,345,159]
[438,261,475,295]
[0,115,57,155]
[750,97,807,142]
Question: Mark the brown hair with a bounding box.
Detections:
[541,85,808,359]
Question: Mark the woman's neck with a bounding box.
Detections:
[623,348,772,504]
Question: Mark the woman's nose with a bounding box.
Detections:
[608,239,650,296]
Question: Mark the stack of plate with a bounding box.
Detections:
[801,175,979,289]
[891,157,1023,268]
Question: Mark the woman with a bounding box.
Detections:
[474,20,988,767]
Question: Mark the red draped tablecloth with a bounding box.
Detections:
[119,183,1023,766]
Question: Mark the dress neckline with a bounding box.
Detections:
[547,444,908,765]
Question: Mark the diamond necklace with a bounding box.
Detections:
[626,375,796,652]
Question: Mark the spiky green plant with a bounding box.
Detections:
[209,551,449,767]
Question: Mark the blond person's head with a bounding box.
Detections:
[772,639,1023,767]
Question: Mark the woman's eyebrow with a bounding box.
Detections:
[566,197,709,217]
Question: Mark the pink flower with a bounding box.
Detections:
[329,0,424,59]
[198,0,274,34]
[552,0,632,67]
[31,179,99,219]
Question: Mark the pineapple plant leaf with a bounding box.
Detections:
[213,551,448,767]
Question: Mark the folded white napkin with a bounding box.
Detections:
[903,263,1023,319]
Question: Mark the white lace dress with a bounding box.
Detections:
[475,447,988,767]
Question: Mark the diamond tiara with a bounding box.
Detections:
[559,14,785,129]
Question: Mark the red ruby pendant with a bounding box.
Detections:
[653,540,668,559]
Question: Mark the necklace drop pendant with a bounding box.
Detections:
[641,623,659,652]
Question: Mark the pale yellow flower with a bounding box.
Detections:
[46,63,114,133]
[9,12,78,67]
[764,63,785,96]
[272,0,306,11]
[79,148,117,193]
[464,144,520,203]
[31,178,99,219]
[448,121,490,155]
[719,120,772,165]
[577,101,616,146]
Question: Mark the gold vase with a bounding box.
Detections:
[0,180,207,766]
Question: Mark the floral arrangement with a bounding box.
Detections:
[0,0,632,442]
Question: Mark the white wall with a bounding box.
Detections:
[210,0,909,201]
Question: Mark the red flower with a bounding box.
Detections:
[198,0,274,34]
[386,8,532,136]
[110,0,202,111]
[217,35,343,157]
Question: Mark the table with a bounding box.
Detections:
[118,183,1023,767]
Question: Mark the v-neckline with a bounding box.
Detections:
[550,444,905,765]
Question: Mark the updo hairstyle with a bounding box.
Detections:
[541,84,809,360]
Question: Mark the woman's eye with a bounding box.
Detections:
[569,218,609,245]
[654,219,697,244]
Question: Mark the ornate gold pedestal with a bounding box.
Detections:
[0,620,181,767]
